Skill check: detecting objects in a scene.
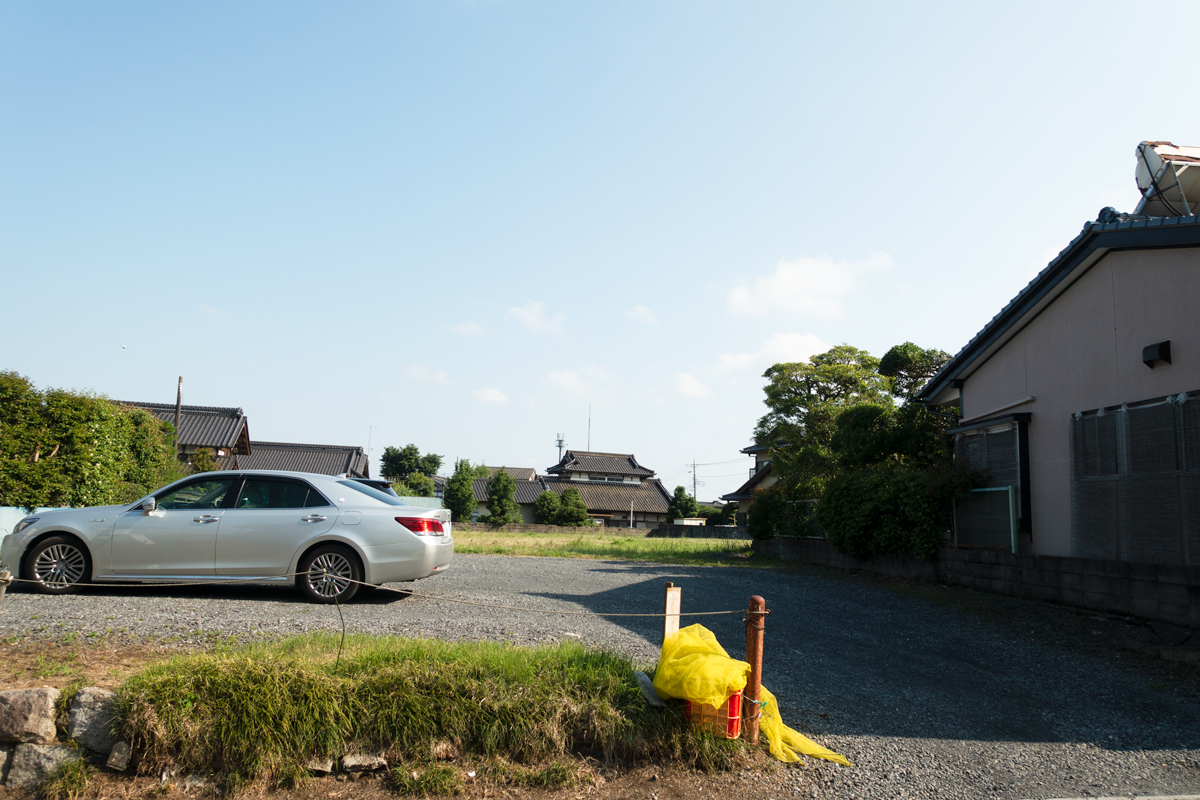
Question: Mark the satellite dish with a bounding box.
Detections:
[1134,141,1200,216]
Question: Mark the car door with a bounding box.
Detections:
[214,477,337,576]
[110,476,236,575]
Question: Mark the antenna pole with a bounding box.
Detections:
[693,459,697,502]
[555,433,565,461]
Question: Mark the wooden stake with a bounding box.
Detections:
[0,570,9,608]
[663,582,681,644]
[745,595,766,745]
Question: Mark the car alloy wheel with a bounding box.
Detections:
[24,536,91,595]
[298,545,361,603]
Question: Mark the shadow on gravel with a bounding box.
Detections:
[7,580,417,606]
[533,561,1200,754]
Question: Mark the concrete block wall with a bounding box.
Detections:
[753,538,1200,628]
[451,522,651,536]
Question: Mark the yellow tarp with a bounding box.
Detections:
[652,624,851,767]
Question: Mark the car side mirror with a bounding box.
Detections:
[142,497,157,514]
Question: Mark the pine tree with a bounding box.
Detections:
[557,487,590,526]
[444,459,479,522]
[484,468,521,525]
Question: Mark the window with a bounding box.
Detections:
[235,479,328,509]
[337,479,411,507]
[1070,391,1200,566]
[156,479,235,510]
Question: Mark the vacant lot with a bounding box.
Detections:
[2,554,1199,799]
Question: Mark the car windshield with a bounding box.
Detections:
[337,480,412,507]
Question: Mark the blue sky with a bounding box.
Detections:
[3,1,1196,499]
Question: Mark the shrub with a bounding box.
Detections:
[745,484,788,540]
[818,464,981,559]
[484,468,521,525]
[532,490,561,524]
[556,487,590,526]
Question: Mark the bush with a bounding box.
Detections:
[484,468,522,525]
[818,464,981,559]
[745,484,788,540]
[532,490,561,524]
[556,487,590,526]
[444,459,479,522]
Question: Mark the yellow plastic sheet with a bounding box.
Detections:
[652,624,851,767]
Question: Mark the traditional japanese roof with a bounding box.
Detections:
[120,401,250,454]
[919,212,1200,407]
[230,441,369,478]
[484,466,537,482]
[720,462,772,502]
[542,477,671,514]
[545,450,655,477]
[472,477,549,505]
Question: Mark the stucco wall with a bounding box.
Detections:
[961,247,1200,557]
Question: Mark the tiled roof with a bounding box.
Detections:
[918,213,1200,406]
[484,466,537,482]
[543,477,671,514]
[120,401,250,453]
[232,441,369,478]
[472,477,548,504]
[721,463,772,501]
[546,450,655,477]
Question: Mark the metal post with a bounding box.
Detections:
[745,595,766,745]
[1007,485,1018,555]
[663,582,681,644]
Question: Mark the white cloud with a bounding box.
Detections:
[472,388,508,405]
[715,332,831,375]
[452,321,484,336]
[403,364,450,386]
[201,305,227,317]
[624,305,658,325]
[676,372,712,398]
[729,253,891,317]
[506,300,564,334]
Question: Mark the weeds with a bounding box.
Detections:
[453,531,754,566]
[34,652,79,679]
[388,763,463,795]
[116,633,747,790]
[40,755,93,800]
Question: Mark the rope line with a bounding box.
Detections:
[3,573,763,619]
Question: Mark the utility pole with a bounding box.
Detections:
[365,426,377,470]
[174,377,183,453]
[693,459,697,502]
[587,404,591,451]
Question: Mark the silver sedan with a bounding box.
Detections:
[0,470,453,603]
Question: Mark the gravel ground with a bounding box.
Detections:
[2,554,1199,800]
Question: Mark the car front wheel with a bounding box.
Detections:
[297,545,362,604]
[23,535,91,595]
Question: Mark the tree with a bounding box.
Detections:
[393,471,435,498]
[667,485,699,521]
[443,458,480,523]
[418,452,444,477]
[879,342,951,401]
[482,467,521,525]
[533,490,561,524]
[190,448,218,473]
[380,445,421,479]
[556,487,590,526]
[0,371,180,510]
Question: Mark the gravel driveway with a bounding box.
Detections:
[2,554,1199,800]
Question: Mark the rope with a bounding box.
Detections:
[4,573,752,618]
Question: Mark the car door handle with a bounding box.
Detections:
[300,515,327,523]
[193,515,220,523]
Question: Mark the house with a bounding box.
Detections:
[121,401,368,478]
[919,141,1200,567]
[469,452,674,527]
[721,443,780,525]
[227,441,369,478]
[121,402,250,460]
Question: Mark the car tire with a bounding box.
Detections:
[297,545,362,604]
[23,535,91,595]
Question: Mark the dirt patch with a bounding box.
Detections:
[0,639,180,692]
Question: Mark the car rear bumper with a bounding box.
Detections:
[362,536,453,584]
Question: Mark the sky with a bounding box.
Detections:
[3,1,1197,500]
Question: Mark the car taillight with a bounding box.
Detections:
[395,517,444,535]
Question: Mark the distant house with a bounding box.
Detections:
[720,443,780,525]
[467,452,673,527]
[121,402,250,460]
[121,401,368,478]
[229,441,369,479]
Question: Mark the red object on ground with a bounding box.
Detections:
[685,691,742,739]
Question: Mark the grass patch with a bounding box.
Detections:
[40,756,94,800]
[453,531,754,566]
[33,652,79,679]
[116,633,747,791]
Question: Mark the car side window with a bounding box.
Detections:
[304,487,333,507]
[156,479,235,510]
[235,479,313,509]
